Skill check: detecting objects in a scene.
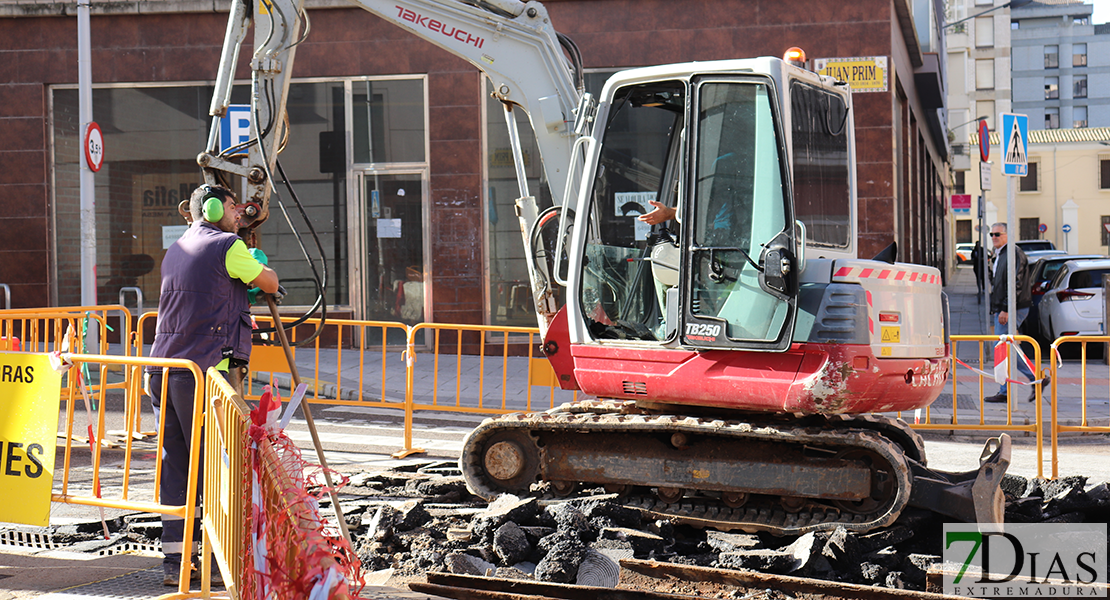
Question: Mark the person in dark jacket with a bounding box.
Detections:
[985,222,1035,403]
[147,184,279,585]
[970,240,985,299]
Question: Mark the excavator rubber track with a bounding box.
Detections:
[460,401,930,536]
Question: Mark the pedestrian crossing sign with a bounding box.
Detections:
[1001,113,1028,177]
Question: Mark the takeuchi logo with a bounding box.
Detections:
[396,6,485,49]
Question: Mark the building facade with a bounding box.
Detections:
[1011,0,1110,132]
[945,0,1015,248]
[963,127,1110,254]
[0,0,950,322]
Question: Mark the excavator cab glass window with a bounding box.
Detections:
[683,78,796,350]
[578,80,685,342]
[790,81,851,249]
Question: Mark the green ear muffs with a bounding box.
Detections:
[203,196,224,223]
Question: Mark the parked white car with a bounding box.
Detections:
[1037,258,1110,340]
[955,243,975,264]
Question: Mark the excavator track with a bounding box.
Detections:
[460,401,923,536]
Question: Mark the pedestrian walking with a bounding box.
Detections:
[970,240,985,301]
[984,223,1041,404]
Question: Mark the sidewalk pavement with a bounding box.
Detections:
[941,265,1110,427]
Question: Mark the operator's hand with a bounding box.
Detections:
[249,247,269,265]
[249,284,286,305]
[998,311,1009,325]
[638,201,676,225]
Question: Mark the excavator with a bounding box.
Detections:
[198,0,1012,536]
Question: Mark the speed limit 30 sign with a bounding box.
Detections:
[84,122,104,172]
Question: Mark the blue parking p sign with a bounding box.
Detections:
[219,105,252,152]
[1001,113,1028,177]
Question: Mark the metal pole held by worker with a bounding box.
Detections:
[265,295,354,551]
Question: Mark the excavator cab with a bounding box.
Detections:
[571,69,802,354]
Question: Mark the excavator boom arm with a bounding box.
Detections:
[199,0,586,330]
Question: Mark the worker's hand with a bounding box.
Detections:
[249,247,269,265]
[638,201,676,225]
[998,311,1009,325]
[250,284,286,305]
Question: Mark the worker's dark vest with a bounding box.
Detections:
[149,222,252,372]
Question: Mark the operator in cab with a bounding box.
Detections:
[146,183,279,586]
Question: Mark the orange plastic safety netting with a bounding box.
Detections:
[242,386,363,600]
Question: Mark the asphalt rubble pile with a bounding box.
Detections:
[334,464,1110,591]
[36,464,1110,593]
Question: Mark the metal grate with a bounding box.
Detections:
[0,528,57,551]
[622,381,648,395]
[98,539,162,557]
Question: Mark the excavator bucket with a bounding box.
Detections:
[907,434,1012,526]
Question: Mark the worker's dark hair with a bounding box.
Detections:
[189,184,235,222]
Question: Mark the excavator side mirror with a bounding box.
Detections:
[758,231,795,300]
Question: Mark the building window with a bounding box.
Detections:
[1101,159,1110,190]
[954,170,966,195]
[975,16,994,46]
[1044,45,1059,69]
[975,59,995,90]
[1045,77,1059,100]
[1073,43,1087,66]
[1019,218,1040,241]
[1020,162,1039,192]
[1045,108,1059,130]
[1074,106,1088,129]
[1074,74,1087,98]
[977,100,995,130]
[51,78,428,310]
[1074,16,1089,25]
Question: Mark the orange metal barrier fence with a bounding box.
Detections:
[190,370,248,600]
[51,353,205,597]
[1048,335,1110,479]
[135,314,576,457]
[199,368,361,600]
[130,311,1108,480]
[925,334,1046,478]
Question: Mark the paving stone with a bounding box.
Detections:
[706,531,761,553]
[598,527,665,557]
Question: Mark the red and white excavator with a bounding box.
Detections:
[199,0,1011,535]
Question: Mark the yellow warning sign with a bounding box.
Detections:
[881,326,901,344]
[0,352,62,526]
[814,56,889,93]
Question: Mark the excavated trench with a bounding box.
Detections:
[15,460,1109,599]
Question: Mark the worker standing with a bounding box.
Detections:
[146,184,279,586]
[984,222,1034,404]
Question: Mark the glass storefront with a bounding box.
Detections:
[51,77,426,315]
